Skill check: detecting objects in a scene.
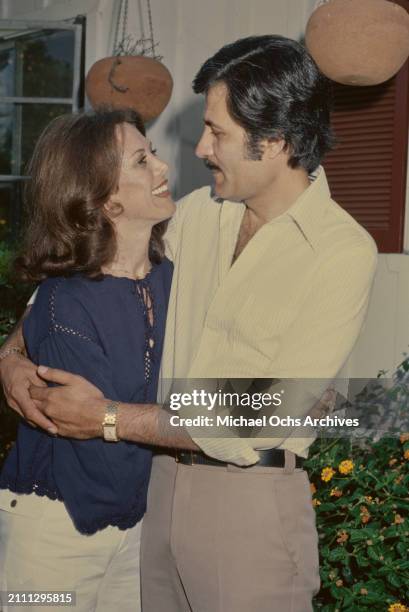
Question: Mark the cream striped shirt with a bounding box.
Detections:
[160,167,378,465]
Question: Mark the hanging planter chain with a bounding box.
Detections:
[112,0,162,59]
[109,0,162,94]
[146,0,156,58]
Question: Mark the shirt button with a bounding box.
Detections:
[10,499,17,508]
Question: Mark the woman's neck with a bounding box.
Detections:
[103,220,153,280]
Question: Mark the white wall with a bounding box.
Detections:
[1,0,409,378]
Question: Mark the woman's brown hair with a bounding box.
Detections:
[16,107,167,282]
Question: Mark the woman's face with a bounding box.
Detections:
[110,122,175,224]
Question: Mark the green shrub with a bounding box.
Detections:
[0,241,28,467]
[308,436,409,611]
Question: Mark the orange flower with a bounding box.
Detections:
[336,530,349,544]
[338,459,354,475]
[394,514,405,525]
[399,433,409,444]
[404,449,409,461]
[310,483,317,495]
[389,458,398,466]
[321,466,335,482]
[360,506,371,524]
[330,487,343,498]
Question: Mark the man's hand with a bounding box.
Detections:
[30,366,106,439]
[309,387,337,419]
[0,352,54,431]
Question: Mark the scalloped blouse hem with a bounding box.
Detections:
[0,482,145,535]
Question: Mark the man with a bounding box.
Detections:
[0,36,377,611]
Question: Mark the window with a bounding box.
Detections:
[0,18,84,243]
[323,0,409,253]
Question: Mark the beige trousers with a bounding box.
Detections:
[0,490,141,612]
[141,453,320,612]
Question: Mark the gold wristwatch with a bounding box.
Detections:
[102,402,119,442]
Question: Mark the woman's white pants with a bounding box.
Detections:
[0,489,142,612]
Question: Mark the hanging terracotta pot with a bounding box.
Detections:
[306,0,409,86]
[85,55,173,121]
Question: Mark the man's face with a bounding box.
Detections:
[195,82,276,203]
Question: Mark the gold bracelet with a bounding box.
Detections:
[0,346,24,362]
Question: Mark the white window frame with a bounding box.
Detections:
[0,18,83,184]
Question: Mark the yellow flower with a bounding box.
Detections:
[404,449,409,460]
[321,466,335,482]
[330,487,342,497]
[364,496,373,503]
[335,579,343,587]
[389,458,398,466]
[338,459,354,475]
[399,432,409,444]
[388,604,407,612]
[312,499,321,507]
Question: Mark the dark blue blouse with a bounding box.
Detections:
[0,258,173,535]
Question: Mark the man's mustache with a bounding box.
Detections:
[204,159,221,172]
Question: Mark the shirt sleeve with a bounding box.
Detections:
[189,239,378,465]
[31,283,118,400]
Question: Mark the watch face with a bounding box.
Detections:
[103,424,118,442]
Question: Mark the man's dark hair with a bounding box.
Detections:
[16,107,167,282]
[193,35,334,173]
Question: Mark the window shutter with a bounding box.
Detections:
[323,0,409,253]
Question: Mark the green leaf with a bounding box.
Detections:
[341,590,354,607]
[396,542,407,558]
[317,502,338,512]
[329,584,349,601]
[349,528,377,543]
[367,546,381,562]
[387,572,403,588]
[356,553,370,568]
[327,547,347,562]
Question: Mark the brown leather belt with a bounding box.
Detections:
[174,448,304,468]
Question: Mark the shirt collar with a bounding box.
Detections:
[282,166,332,251]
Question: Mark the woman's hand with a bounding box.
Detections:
[29,366,106,439]
[0,353,54,431]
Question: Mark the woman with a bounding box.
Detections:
[0,108,175,611]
